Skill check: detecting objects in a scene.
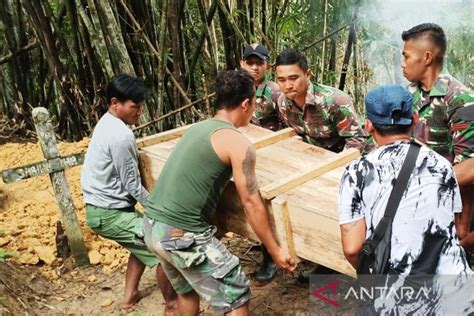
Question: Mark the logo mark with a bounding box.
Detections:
[311,279,341,307]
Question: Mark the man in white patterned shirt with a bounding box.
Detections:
[339,85,472,314]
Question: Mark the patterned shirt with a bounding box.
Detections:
[277,82,368,153]
[408,71,474,164]
[251,78,283,131]
[339,141,470,275]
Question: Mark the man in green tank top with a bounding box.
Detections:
[144,70,296,315]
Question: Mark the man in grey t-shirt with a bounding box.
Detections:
[81,74,176,311]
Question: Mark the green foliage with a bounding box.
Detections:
[446,22,474,89]
[132,309,142,316]
[0,0,472,139]
[0,248,5,262]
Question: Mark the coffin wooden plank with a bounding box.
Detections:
[253,128,296,149]
[260,148,359,199]
[137,125,192,149]
[137,123,358,275]
[271,195,299,262]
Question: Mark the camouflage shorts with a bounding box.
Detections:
[143,216,251,314]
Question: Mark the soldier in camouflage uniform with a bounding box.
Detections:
[275,48,369,153]
[274,48,370,280]
[240,43,283,131]
[240,43,282,285]
[401,23,474,243]
[143,70,296,315]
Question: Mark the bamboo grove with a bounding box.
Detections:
[0,0,472,141]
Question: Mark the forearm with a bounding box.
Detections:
[340,219,366,269]
[345,253,358,269]
[455,185,473,239]
[243,196,280,255]
[112,141,149,206]
[460,232,474,253]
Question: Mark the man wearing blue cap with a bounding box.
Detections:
[338,84,472,313]
[339,84,470,274]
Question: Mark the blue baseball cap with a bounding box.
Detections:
[365,85,413,125]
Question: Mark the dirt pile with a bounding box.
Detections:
[0,140,129,279]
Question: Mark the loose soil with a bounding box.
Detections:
[0,140,310,315]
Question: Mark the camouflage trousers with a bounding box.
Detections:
[143,216,251,314]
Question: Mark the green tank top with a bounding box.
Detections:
[145,119,237,232]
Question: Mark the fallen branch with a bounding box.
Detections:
[0,39,39,65]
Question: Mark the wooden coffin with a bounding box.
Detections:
[137,124,358,276]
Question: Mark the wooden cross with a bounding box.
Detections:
[1,107,89,266]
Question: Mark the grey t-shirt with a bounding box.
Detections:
[81,112,148,208]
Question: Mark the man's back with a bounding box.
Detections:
[145,119,236,233]
[81,112,145,208]
[339,141,470,274]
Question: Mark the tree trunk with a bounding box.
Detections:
[168,0,184,124]
[23,1,85,141]
[338,0,360,91]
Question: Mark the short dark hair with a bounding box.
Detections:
[106,74,149,105]
[214,70,255,110]
[275,48,309,72]
[401,23,447,64]
[372,123,412,136]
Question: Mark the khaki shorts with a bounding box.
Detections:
[85,204,159,267]
[143,216,250,314]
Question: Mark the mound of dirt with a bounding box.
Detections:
[0,139,129,279]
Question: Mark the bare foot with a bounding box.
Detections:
[122,290,147,310]
[165,300,178,316]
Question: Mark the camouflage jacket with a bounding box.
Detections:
[277,82,368,153]
[408,71,474,164]
[251,78,283,131]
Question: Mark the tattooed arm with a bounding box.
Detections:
[211,128,296,272]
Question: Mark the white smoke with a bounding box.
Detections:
[359,0,474,88]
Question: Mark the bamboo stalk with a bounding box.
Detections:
[201,72,213,117]
[133,92,215,132]
[320,0,329,81]
[216,0,249,46]
[168,0,184,115]
[118,0,203,120]
[338,0,360,91]
[189,0,218,77]
[302,23,351,51]
[79,0,114,78]
[156,0,168,131]
[252,18,275,57]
